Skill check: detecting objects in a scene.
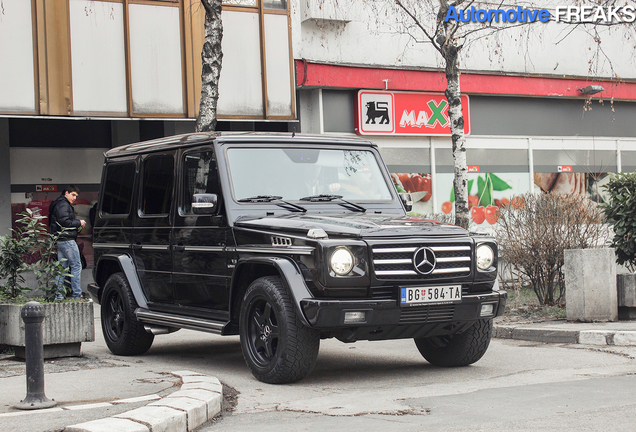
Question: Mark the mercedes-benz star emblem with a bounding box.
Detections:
[413,247,436,275]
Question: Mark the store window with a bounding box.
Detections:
[216,0,295,119]
[433,143,531,226]
[621,150,636,173]
[323,90,355,133]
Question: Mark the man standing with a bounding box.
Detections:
[49,185,86,300]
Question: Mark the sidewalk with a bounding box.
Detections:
[0,301,223,432]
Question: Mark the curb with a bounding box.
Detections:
[494,325,636,346]
[64,371,222,432]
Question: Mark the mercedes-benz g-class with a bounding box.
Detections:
[88,132,506,383]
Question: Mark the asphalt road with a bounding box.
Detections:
[97,326,636,432]
[180,334,636,432]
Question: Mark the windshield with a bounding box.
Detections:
[226,147,394,202]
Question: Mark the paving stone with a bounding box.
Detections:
[168,389,222,416]
[578,331,610,345]
[493,325,514,339]
[613,331,636,346]
[114,406,187,432]
[150,396,207,431]
[65,417,150,432]
[181,382,223,393]
[512,328,579,344]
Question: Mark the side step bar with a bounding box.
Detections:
[135,308,227,335]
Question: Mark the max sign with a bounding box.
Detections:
[357,90,470,136]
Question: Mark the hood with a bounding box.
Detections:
[234,213,467,238]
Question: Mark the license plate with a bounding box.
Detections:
[400,285,462,306]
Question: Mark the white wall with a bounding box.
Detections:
[291,0,636,80]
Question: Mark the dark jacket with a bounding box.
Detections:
[49,195,81,241]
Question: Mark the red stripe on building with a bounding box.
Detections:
[296,60,636,101]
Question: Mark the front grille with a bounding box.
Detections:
[372,242,472,281]
[399,304,456,324]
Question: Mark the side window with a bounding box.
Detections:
[102,162,135,215]
[141,154,174,216]
[182,150,221,215]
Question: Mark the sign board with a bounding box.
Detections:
[36,185,57,192]
[558,166,573,172]
[357,90,470,136]
[468,166,480,173]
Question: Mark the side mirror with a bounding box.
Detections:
[192,193,218,215]
[399,193,413,212]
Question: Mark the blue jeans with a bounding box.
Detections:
[56,240,83,300]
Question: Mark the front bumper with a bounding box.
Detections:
[301,290,507,328]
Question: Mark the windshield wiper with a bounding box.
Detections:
[237,195,307,213]
[299,194,366,212]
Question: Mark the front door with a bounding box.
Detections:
[173,148,230,316]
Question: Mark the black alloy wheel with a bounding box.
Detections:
[101,272,154,356]
[104,288,126,342]
[246,297,280,367]
[239,276,319,384]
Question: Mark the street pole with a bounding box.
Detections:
[14,301,57,410]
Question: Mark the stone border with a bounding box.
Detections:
[64,371,222,432]
[494,325,636,346]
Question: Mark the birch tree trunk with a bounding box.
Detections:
[195,0,223,133]
[441,43,469,229]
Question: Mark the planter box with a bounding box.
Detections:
[0,301,95,358]
[565,248,617,322]
[617,273,636,320]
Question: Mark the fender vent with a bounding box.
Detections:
[272,236,292,247]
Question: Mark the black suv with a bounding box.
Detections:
[88,132,506,384]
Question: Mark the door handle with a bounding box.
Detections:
[174,244,186,252]
[132,243,142,251]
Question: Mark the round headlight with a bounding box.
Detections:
[476,244,494,271]
[330,248,354,275]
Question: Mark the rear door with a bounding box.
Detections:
[93,158,137,268]
[173,147,230,316]
[132,152,176,306]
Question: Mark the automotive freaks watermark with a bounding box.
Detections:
[444,5,636,23]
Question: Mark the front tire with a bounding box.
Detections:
[101,272,154,356]
[239,276,320,384]
[414,319,493,367]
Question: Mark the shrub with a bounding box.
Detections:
[496,193,609,306]
[602,172,636,272]
[0,228,31,299]
[0,209,70,302]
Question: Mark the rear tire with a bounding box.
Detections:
[414,319,493,367]
[101,272,154,356]
[239,276,320,384]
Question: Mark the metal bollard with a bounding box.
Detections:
[14,301,57,410]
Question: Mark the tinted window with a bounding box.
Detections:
[102,162,135,215]
[183,150,221,215]
[141,154,174,215]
